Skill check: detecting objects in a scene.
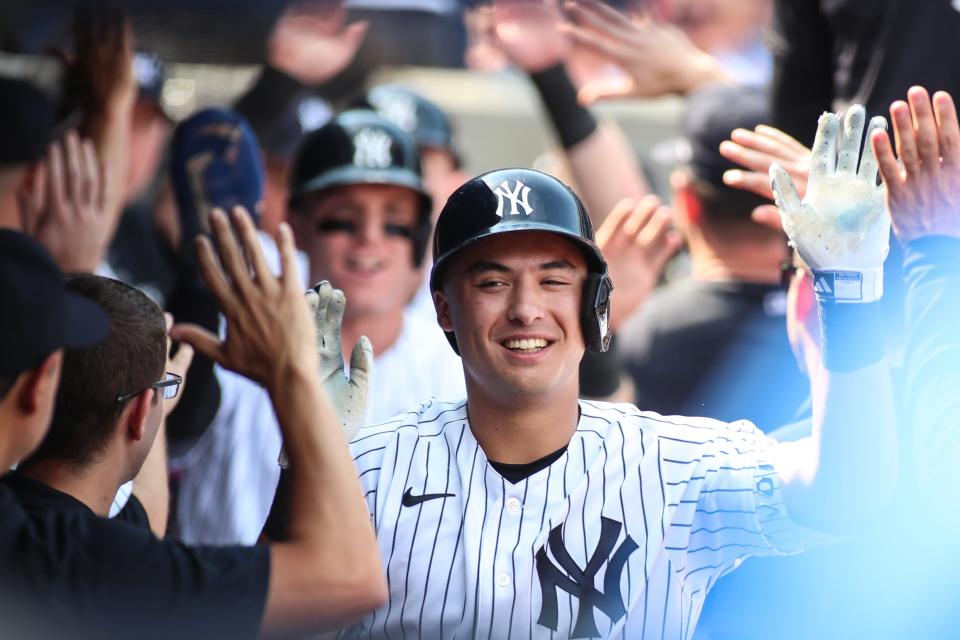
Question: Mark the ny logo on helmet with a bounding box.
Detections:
[353,128,393,169]
[493,179,534,217]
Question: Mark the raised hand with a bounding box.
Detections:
[596,196,679,328]
[268,1,368,86]
[720,124,812,231]
[18,131,113,273]
[492,0,571,72]
[169,206,318,391]
[563,0,728,102]
[872,87,960,242]
[308,281,372,440]
[770,106,889,303]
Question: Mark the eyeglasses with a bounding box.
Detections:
[116,372,182,404]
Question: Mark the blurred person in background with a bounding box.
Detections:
[618,83,807,429]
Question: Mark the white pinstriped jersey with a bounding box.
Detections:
[341,399,822,640]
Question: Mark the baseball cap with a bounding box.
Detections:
[0,76,60,167]
[682,83,769,188]
[170,107,265,237]
[0,231,110,377]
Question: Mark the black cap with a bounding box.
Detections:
[682,83,769,187]
[0,77,59,167]
[0,231,110,377]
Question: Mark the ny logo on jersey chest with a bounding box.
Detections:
[493,179,534,217]
[535,517,638,638]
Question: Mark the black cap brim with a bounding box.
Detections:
[61,291,111,349]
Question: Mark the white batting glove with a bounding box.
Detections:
[770,106,890,303]
[309,280,373,440]
[278,281,373,468]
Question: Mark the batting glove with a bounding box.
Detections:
[279,281,373,468]
[770,105,890,303]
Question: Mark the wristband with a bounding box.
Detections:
[811,268,883,304]
[528,63,598,149]
[817,300,885,372]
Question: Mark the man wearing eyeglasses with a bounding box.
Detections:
[6,274,188,539]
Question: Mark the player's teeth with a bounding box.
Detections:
[505,338,547,350]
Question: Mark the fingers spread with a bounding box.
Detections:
[722,169,774,199]
[836,105,865,174]
[770,163,803,214]
[857,116,888,184]
[596,198,637,247]
[908,86,941,171]
[933,91,960,170]
[809,112,840,187]
[195,234,237,314]
[349,335,374,385]
[169,323,223,364]
[231,206,273,288]
[891,100,920,176]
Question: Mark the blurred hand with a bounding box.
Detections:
[170,207,319,391]
[162,313,195,419]
[309,281,372,440]
[720,124,812,230]
[872,87,960,243]
[596,196,680,329]
[492,0,571,72]
[563,0,728,103]
[18,131,112,272]
[72,5,135,119]
[771,106,889,303]
[268,1,368,86]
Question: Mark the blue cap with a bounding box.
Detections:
[170,107,265,239]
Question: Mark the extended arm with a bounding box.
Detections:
[171,207,385,636]
[767,106,898,528]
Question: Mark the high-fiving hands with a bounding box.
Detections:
[770,106,889,304]
[872,87,960,242]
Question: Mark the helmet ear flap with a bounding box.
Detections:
[582,271,613,352]
[412,208,433,267]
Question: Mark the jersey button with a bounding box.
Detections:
[496,573,511,587]
[505,498,521,513]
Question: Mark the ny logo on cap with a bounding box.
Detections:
[353,128,393,169]
[493,179,534,217]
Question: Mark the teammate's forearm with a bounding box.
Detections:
[779,302,897,528]
[261,364,385,635]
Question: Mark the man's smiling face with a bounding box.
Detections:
[435,231,587,400]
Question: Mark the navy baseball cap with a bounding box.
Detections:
[0,77,60,167]
[0,231,110,377]
[170,107,265,238]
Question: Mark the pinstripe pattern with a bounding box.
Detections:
[340,399,822,639]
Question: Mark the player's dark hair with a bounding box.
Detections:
[21,275,166,468]
[687,175,771,226]
[0,376,15,402]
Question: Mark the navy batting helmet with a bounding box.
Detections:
[357,85,455,152]
[288,109,433,266]
[430,168,613,353]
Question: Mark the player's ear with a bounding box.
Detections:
[433,289,454,333]
[670,169,702,227]
[124,389,154,443]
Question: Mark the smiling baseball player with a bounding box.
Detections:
[332,101,897,639]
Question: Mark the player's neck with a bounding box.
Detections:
[688,235,786,285]
[465,381,580,464]
[341,309,404,359]
[18,457,122,518]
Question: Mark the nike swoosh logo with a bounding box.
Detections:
[402,487,455,507]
